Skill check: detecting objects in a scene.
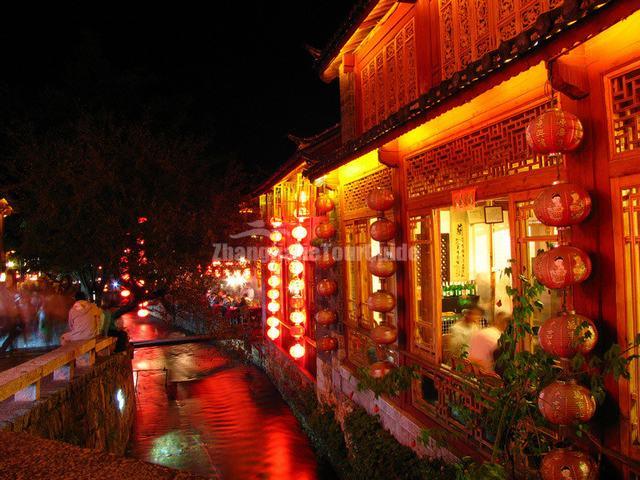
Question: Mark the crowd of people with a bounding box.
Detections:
[0,275,130,354]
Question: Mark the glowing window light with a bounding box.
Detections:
[267,326,280,340]
[289,343,305,359]
[267,301,281,313]
[267,246,280,258]
[267,261,280,273]
[290,310,306,325]
[0,272,6,282]
[288,243,304,258]
[267,316,280,328]
[269,231,283,243]
[226,270,247,289]
[137,308,150,318]
[288,278,304,295]
[267,289,280,300]
[116,388,126,412]
[289,260,304,276]
[120,289,131,298]
[291,225,308,241]
[267,275,281,288]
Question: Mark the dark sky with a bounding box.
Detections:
[0,3,353,181]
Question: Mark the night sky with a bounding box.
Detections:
[0,3,353,183]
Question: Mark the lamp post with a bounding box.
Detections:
[0,199,13,269]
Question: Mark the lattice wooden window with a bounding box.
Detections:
[439,0,564,80]
[408,213,439,363]
[343,168,393,214]
[609,65,640,157]
[406,100,557,199]
[613,177,640,449]
[360,18,418,132]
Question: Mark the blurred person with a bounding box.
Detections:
[468,312,510,373]
[449,306,483,358]
[60,291,102,344]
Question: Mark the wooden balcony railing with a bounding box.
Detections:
[0,336,116,403]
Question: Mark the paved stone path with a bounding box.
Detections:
[0,430,213,479]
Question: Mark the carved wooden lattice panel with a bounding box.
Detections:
[340,69,357,143]
[610,65,640,156]
[439,0,564,80]
[361,18,418,132]
[406,100,556,199]
[344,169,393,213]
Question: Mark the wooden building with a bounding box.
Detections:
[256,0,640,476]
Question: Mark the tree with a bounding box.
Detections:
[2,112,252,301]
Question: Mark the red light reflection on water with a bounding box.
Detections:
[125,314,327,479]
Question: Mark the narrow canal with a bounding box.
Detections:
[121,313,333,479]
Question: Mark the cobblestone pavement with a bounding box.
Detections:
[0,430,215,479]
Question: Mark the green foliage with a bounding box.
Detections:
[441,263,640,475]
[356,365,419,399]
[343,406,457,480]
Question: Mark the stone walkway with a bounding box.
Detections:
[0,431,212,479]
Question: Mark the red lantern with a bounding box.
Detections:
[290,325,305,338]
[370,219,396,242]
[367,254,396,278]
[317,279,337,297]
[526,108,584,155]
[538,379,596,425]
[366,188,395,212]
[533,182,591,227]
[369,361,395,378]
[316,196,334,215]
[289,296,305,310]
[317,336,338,352]
[315,221,336,239]
[367,290,396,313]
[540,448,597,480]
[316,251,336,269]
[533,245,592,289]
[538,312,597,358]
[371,325,398,345]
[316,309,337,326]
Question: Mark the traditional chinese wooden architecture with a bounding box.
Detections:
[255,0,640,476]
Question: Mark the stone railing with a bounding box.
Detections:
[0,336,116,402]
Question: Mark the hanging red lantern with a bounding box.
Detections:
[371,324,398,345]
[538,379,596,425]
[370,219,396,242]
[317,279,337,297]
[316,309,337,326]
[366,188,395,212]
[316,251,336,269]
[290,296,305,310]
[540,448,597,480]
[317,336,338,352]
[533,182,592,227]
[525,108,584,155]
[533,245,592,289]
[315,221,336,239]
[316,196,334,215]
[367,290,396,313]
[538,312,598,358]
[290,325,305,338]
[367,254,396,278]
[369,361,395,378]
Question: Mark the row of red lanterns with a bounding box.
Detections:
[527,108,597,479]
[366,188,399,378]
[315,194,339,353]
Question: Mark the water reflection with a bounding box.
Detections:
[124,314,330,479]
